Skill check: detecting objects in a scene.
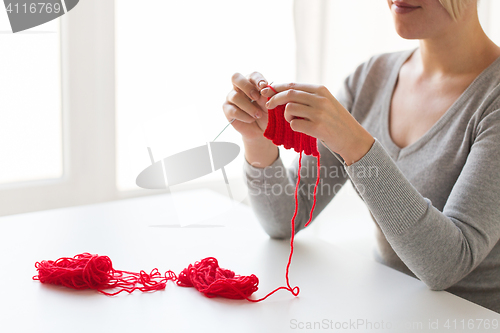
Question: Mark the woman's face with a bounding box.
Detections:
[386,0,457,39]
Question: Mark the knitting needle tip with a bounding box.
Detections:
[212,118,236,142]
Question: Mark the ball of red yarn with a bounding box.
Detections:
[33,253,175,296]
[176,257,259,300]
[35,253,114,290]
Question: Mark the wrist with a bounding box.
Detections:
[242,133,269,146]
[243,135,279,168]
[338,130,375,166]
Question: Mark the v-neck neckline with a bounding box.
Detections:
[380,48,500,160]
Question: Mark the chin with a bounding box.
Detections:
[395,28,423,40]
[393,21,430,40]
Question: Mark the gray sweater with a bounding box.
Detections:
[244,49,500,313]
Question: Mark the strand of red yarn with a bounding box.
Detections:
[305,154,321,228]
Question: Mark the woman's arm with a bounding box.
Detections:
[345,109,500,290]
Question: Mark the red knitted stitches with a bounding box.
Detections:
[263,86,319,157]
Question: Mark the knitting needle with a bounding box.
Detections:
[212,83,273,200]
[212,118,235,142]
[210,119,236,201]
[213,82,272,142]
[320,140,346,167]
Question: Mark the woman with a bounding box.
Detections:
[222,0,500,312]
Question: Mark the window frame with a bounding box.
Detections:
[0,0,120,216]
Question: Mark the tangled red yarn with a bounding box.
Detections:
[176,257,259,300]
[33,254,260,299]
[33,253,176,296]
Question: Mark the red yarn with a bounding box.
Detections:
[264,86,320,157]
[33,253,176,296]
[176,257,259,299]
[33,85,321,301]
[253,84,322,299]
[264,85,321,226]
[33,254,262,300]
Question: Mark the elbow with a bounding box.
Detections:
[419,251,482,292]
[427,283,450,292]
[260,223,293,240]
[268,233,290,240]
[258,213,307,239]
[251,207,294,239]
[419,274,458,291]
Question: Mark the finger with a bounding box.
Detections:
[268,82,321,94]
[260,86,277,98]
[223,102,256,124]
[247,72,268,91]
[232,72,260,102]
[283,103,313,123]
[289,118,315,136]
[266,89,315,110]
[226,90,262,119]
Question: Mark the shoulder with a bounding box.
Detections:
[345,49,414,97]
[468,57,500,140]
[476,57,500,114]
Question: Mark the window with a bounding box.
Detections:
[0,11,62,186]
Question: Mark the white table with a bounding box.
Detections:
[1,190,499,332]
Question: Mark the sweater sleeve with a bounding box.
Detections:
[345,110,500,290]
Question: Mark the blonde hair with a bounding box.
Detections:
[438,0,476,21]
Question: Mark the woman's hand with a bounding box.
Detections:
[262,83,375,165]
[223,72,270,141]
[223,72,279,168]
